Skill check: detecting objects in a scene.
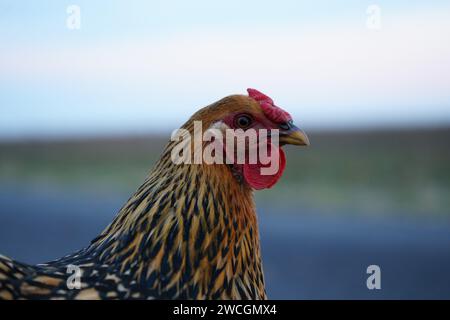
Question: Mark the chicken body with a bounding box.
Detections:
[0,90,308,299]
[0,157,261,299]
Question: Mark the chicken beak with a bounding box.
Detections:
[279,124,310,146]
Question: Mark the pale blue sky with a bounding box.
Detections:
[1,1,450,138]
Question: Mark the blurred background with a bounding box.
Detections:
[1,0,450,299]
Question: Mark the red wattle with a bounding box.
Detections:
[243,146,286,190]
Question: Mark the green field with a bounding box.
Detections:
[1,128,449,216]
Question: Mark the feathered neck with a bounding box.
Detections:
[87,134,267,299]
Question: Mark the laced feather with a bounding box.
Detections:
[0,95,267,300]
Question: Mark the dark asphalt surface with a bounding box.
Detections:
[1,185,449,299]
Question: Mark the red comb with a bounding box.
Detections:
[247,88,292,124]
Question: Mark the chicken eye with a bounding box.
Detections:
[279,122,290,130]
[235,115,252,129]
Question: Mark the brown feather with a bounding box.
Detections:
[0,94,268,299]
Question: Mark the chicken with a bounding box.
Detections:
[0,88,309,300]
